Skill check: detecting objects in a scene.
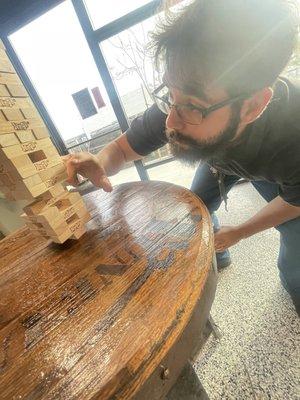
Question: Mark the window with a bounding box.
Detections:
[84,0,152,29]
[9,1,119,151]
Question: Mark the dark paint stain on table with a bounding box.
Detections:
[95,264,129,276]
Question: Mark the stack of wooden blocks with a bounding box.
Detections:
[0,40,91,243]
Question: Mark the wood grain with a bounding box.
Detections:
[0,181,215,399]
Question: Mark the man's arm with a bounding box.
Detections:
[238,196,300,238]
[65,134,143,189]
[214,196,300,252]
[96,134,143,177]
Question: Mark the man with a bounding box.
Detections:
[66,0,300,313]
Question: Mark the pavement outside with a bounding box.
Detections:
[110,160,299,400]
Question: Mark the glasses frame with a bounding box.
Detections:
[152,83,248,125]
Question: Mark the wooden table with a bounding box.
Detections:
[0,181,217,399]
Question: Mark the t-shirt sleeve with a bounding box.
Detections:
[279,182,300,206]
[125,104,168,156]
[277,80,300,206]
[277,160,300,206]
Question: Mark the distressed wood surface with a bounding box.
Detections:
[0,181,215,399]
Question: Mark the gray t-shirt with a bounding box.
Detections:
[126,77,300,206]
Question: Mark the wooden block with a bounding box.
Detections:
[22,216,43,231]
[44,219,69,235]
[44,171,67,189]
[0,84,11,97]
[27,195,75,222]
[23,198,49,216]
[23,184,67,215]
[0,150,61,180]
[12,180,47,200]
[21,107,41,120]
[0,97,32,110]
[51,229,72,244]
[73,206,91,223]
[70,224,87,240]
[22,187,89,243]
[32,127,49,139]
[0,58,15,73]
[0,118,44,135]
[43,144,60,158]
[1,137,53,157]
[55,199,84,221]
[61,203,78,220]
[68,217,85,234]
[27,226,50,239]
[25,195,87,228]
[0,153,37,179]
[0,111,5,121]
[39,193,74,220]
[67,192,82,204]
[2,173,46,201]
[0,72,22,86]
[38,162,67,188]
[38,161,64,180]
[2,108,24,121]
[43,183,67,203]
[0,41,5,50]
[28,207,62,226]
[47,215,85,243]
[23,202,46,218]
[34,155,61,173]
[5,83,28,97]
[0,133,19,147]
[15,130,36,143]
[23,173,44,189]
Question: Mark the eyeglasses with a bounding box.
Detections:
[152,83,247,125]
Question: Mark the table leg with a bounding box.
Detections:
[166,362,210,400]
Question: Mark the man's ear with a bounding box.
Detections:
[239,87,273,125]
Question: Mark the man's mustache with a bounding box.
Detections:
[166,128,207,149]
[167,128,191,144]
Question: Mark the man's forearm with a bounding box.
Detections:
[238,196,300,238]
[96,141,126,177]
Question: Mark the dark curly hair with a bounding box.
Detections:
[151,0,299,96]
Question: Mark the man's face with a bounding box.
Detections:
[165,85,242,165]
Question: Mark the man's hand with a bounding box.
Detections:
[63,152,113,192]
[214,225,243,252]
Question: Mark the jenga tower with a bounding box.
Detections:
[0,40,91,243]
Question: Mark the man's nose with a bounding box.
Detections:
[166,107,184,131]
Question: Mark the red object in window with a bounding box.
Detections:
[92,87,105,109]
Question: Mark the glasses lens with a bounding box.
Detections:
[178,106,203,125]
[153,85,203,124]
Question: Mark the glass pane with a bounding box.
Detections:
[101,14,162,112]
[85,0,151,29]
[68,128,122,155]
[101,14,170,164]
[9,1,119,149]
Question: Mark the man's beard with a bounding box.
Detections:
[166,107,241,166]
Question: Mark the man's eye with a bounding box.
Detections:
[187,103,201,112]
